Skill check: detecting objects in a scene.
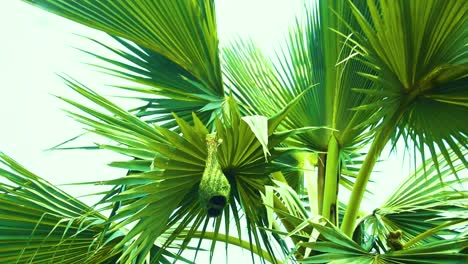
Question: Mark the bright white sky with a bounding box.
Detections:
[0,1,415,262]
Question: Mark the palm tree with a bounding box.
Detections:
[1,0,466,263]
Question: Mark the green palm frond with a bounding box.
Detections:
[347,0,468,171]
[5,0,467,263]
[342,0,467,235]
[223,0,377,154]
[58,77,317,263]
[79,36,224,130]
[0,153,191,264]
[263,181,313,239]
[223,1,381,224]
[0,152,120,263]
[262,180,366,260]
[263,157,467,263]
[355,148,467,251]
[300,219,467,264]
[25,0,224,129]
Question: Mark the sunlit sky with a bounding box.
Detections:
[0,1,415,262]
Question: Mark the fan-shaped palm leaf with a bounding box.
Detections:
[24,0,225,129]
[346,0,468,169]
[342,0,467,235]
[58,77,318,263]
[0,152,192,264]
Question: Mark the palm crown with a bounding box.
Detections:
[0,0,466,263]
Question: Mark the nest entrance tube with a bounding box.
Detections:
[198,133,231,218]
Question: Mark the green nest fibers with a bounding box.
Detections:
[198,133,231,217]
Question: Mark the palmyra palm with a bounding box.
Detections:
[0,0,466,263]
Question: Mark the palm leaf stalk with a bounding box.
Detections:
[322,135,340,224]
